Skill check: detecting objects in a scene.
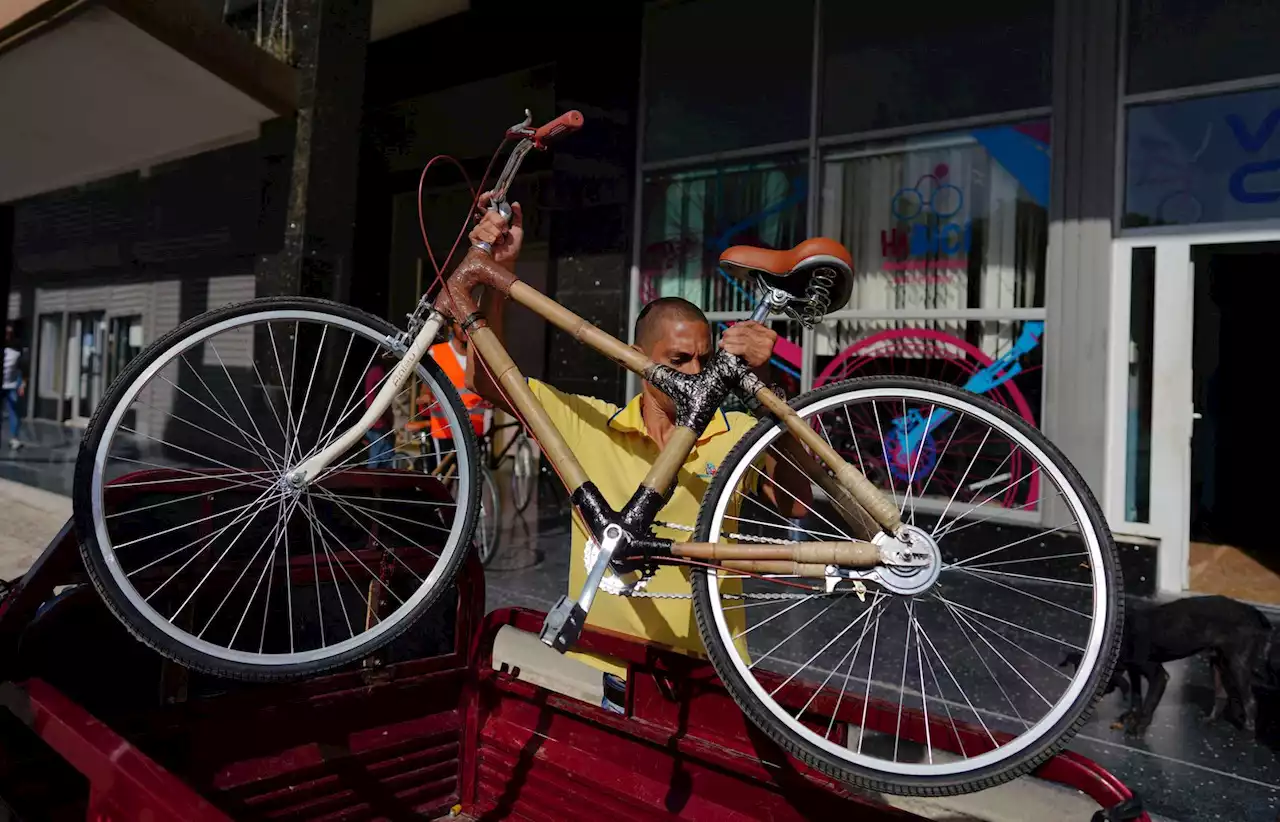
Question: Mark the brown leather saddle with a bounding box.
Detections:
[718,237,854,326]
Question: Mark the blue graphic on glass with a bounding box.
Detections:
[882,321,1044,483]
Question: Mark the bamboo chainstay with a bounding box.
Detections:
[591,521,834,601]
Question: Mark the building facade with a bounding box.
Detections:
[6,0,1280,603]
[620,0,1280,605]
[6,133,292,440]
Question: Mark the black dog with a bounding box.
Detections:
[1063,595,1272,737]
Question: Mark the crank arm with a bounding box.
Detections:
[540,524,625,653]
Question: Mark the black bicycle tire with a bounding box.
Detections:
[690,375,1122,797]
[73,296,482,682]
[511,435,537,514]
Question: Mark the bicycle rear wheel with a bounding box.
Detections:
[476,465,501,565]
[73,297,480,681]
[511,433,537,514]
[691,376,1120,796]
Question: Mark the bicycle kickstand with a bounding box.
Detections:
[539,524,625,653]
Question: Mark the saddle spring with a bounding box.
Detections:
[798,266,837,328]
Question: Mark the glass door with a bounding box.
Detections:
[66,311,106,424]
[1186,240,1280,604]
[1108,240,1194,593]
[1110,232,1280,599]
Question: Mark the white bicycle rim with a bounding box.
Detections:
[703,385,1109,778]
[89,307,474,668]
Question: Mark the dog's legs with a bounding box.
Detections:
[1122,665,1143,721]
[1125,662,1168,736]
[1226,652,1258,733]
[1208,656,1229,722]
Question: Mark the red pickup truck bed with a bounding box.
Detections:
[0,517,1147,821]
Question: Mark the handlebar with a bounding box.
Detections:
[532,110,584,147]
[484,109,586,228]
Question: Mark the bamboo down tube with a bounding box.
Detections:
[642,426,698,495]
[673,541,880,566]
[752,385,903,532]
[466,324,589,490]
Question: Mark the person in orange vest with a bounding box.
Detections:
[419,319,490,474]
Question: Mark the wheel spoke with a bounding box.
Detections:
[935,595,1084,652]
[209,342,284,470]
[948,564,1090,619]
[749,593,849,671]
[696,382,1112,781]
[174,353,282,471]
[88,308,474,673]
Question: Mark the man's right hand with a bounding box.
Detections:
[470,192,524,268]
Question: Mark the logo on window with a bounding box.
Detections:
[880,164,971,281]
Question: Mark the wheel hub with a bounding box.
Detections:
[874,525,942,596]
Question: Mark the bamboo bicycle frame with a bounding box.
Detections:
[291,242,905,570]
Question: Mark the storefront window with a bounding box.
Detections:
[813,318,1043,428]
[37,313,63,399]
[821,2,1052,137]
[643,0,813,162]
[1123,87,1280,228]
[1127,0,1280,95]
[639,156,808,313]
[815,121,1049,425]
[821,120,1050,312]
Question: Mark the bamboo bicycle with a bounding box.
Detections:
[73,110,1120,797]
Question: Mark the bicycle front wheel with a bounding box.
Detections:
[73,297,480,681]
[691,376,1120,796]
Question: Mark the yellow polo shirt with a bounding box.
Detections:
[527,380,754,678]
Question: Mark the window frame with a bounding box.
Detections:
[1113,1,1280,237]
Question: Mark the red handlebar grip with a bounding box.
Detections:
[533,110,584,145]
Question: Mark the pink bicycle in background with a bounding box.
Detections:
[739,320,1045,511]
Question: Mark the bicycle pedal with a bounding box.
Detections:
[539,595,587,653]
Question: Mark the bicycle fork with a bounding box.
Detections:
[289,311,445,486]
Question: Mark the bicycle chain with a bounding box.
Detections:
[591,521,826,601]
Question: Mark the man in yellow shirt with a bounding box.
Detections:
[464,201,809,707]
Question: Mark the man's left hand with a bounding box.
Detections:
[719,321,777,369]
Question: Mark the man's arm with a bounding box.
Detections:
[718,321,813,518]
[461,198,522,415]
[761,451,812,519]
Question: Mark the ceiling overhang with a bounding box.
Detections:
[0,0,297,204]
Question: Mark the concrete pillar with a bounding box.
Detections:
[544,6,643,404]
[255,0,373,303]
[1042,0,1122,521]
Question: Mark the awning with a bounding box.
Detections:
[0,0,297,204]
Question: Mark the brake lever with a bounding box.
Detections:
[486,109,538,226]
[505,108,535,139]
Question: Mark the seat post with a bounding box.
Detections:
[749,286,792,323]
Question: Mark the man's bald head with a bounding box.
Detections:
[634,297,710,353]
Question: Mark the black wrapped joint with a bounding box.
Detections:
[569,482,673,577]
[570,482,614,540]
[620,486,666,532]
[645,348,751,434]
